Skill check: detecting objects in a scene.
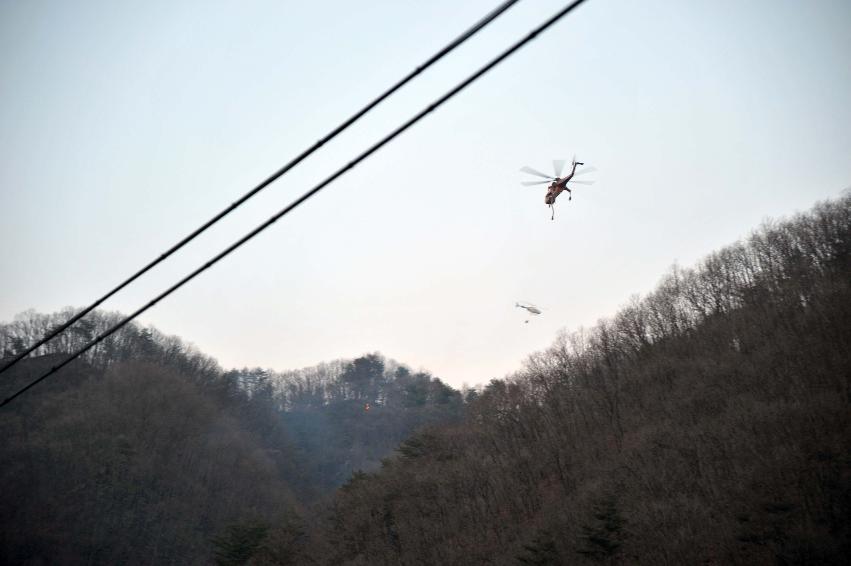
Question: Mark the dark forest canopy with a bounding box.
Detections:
[1,193,850,564]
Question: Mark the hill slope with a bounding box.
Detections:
[308,195,851,565]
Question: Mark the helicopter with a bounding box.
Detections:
[515,301,542,323]
[520,157,596,219]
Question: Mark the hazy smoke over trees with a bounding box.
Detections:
[0,314,461,564]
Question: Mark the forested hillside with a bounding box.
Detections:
[296,195,850,564]
[0,315,461,564]
[2,194,848,565]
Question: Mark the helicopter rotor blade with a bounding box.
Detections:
[574,166,597,176]
[520,165,553,179]
[521,180,552,186]
[553,159,565,177]
[568,179,595,186]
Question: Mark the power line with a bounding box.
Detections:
[0,0,522,378]
[1,0,590,409]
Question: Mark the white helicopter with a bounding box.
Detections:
[515,301,542,323]
[521,157,596,220]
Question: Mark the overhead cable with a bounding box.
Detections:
[0,0,522,378]
[1,0,590,408]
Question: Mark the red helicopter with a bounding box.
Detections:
[520,157,595,219]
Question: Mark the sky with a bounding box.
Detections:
[2,0,850,388]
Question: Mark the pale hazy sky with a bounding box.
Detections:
[2,0,849,387]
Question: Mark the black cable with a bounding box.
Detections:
[1,0,589,409]
[0,0,522,378]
